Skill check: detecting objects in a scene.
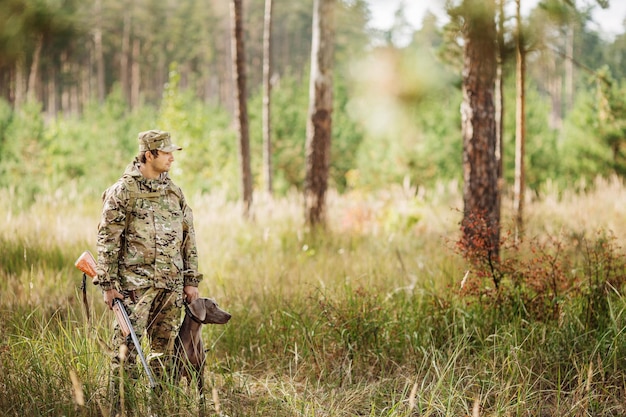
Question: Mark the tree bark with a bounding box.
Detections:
[130,38,140,109]
[47,66,57,117]
[262,0,274,195]
[70,61,80,115]
[94,0,106,103]
[548,58,562,129]
[14,55,26,109]
[304,0,334,227]
[230,0,253,217]
[564,24,574,112]
[495,0,505,227]
[460,0,500,260]
[513,0,526,241]
[27,35,43,103]
[120,12,131,103]
[61,51,70,112]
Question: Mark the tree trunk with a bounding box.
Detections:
[120,12,131,103]
[564,24,574,113]
[81,57,90,108]
[230,0,253,217]
[262,0,274,195]
[460,0,499,261]
[130,38,140,108]
[47,66,57,117]
[14,55,26,109]
[70,61,80,115]
[94,0,106,103]
[60,51,70,112]
[548,58,562,129]
[495,0,505,226]
[304,0,334,227]
[513,0,526,241]
[27,35,43,103]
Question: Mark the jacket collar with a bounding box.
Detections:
[124,158,171,192]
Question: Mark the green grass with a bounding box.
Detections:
[2,180,626,416]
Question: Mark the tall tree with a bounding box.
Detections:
[304,0,334,227]
[513,0,526,241]
[230,0,253,217]
[130,37,140,109]
[120,10,131,104]
[495,0,505,235]
[458,0,500,263]
[93,0,105,103]
[262,0,274,195]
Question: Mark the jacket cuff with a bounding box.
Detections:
[184,272,203,287]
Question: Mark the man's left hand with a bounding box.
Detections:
[183,285,199,303]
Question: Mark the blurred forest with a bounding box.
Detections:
[1,0,626,205]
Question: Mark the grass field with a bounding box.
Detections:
[2,177,626,416]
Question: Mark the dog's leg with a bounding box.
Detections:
[198,366,205,417]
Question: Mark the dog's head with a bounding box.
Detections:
[187,297,231,324]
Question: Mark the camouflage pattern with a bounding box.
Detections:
[108,287,182,403]
[98,155,202,411]
[96,159,203,292]
[138,129,182,153]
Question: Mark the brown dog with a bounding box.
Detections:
[174,297,231,413]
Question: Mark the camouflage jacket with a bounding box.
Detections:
[96,159,203,292]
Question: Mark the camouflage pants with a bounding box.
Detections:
[108,287,182,411]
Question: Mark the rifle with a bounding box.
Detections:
[74,251,157,389]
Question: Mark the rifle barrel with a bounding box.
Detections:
[114,298,157,389]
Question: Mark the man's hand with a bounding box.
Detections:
[103,288,124,310]
[183,285,199,303]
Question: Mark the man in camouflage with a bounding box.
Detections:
[96,129,202,412]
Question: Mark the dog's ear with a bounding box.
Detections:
[188,298,207,322]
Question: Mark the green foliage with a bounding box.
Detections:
[331,77,367,191]
[604,31,626,81]
[43,88,157,195]
[158,65,239,196]
[248,75,308,194]
[0,89,159,206]
[0,100,46,202]
[2,41,626,206]
[246,73,365,194]
[350,45,462,190]
[0,98,12,145]
[0,70,622,206]
[501,77,561,190]
[559,89,614,184]
[0,0,83,65]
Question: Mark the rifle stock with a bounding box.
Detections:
[74,250,100,284]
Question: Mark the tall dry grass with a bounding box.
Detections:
[2,179,626,416]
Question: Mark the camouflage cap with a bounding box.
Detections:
[138,130,183,153]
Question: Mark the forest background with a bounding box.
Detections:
[2,0,626,204]
[3,0,626,415]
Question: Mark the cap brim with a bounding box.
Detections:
[159,144,183,152]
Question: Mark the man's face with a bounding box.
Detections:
[149,150,174,174]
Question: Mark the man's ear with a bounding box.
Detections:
[144,150,153,161]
